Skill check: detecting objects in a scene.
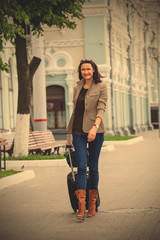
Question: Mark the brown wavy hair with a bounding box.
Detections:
[78,59,103,83]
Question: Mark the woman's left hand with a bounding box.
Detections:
[87,126,97,142]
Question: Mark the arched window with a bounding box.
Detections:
[8,59,15,130]
[0,71,3,129]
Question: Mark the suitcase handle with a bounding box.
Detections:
[68,147,76,182]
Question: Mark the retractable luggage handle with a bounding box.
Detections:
[66,145,75,182]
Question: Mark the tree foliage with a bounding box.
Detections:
[0,0,86,71]
[0,0,87,157]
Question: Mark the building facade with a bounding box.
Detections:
[0,0,160,135]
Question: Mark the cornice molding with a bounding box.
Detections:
[45,39,84,48]
[83,4,109,17]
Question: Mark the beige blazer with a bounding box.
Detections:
[67,79,108,134]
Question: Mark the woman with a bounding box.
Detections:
[67,59,108,220]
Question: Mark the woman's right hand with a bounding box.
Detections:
[70,136,74,147]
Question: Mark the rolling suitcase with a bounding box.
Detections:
[65,145,100,213]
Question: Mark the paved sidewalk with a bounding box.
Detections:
[0,130,160,240]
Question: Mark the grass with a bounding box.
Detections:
[0,169,21,179]
[104,135,137,141]
[2,154,65,161]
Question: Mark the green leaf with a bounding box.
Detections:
[0,58,10,73]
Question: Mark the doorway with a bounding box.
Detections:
[151,107,159,129]
[46,85,66,129]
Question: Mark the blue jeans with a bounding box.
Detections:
[73,133,104,190]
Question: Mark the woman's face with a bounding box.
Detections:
[80,63,95,81]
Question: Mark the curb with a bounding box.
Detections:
[3,137,143,169]
[103,136,144,146]
[6,159,68,168]
[0,170,36,191]
[102,145,115,152]
[5,145,115,168]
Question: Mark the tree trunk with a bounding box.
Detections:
[13,27,41,157]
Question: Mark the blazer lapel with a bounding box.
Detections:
[86,80,99,96]
[74,79,84,104]
[74,79,100,103]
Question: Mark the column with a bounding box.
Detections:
[144,26,154,130]
[115,85,123,135]
[121,89,130,135]
[65,73,74,123]
[31,35,47,131]
[65,73,74,144]
[126,3,137,134]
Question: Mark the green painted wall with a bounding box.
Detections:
[84,16,106,64]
